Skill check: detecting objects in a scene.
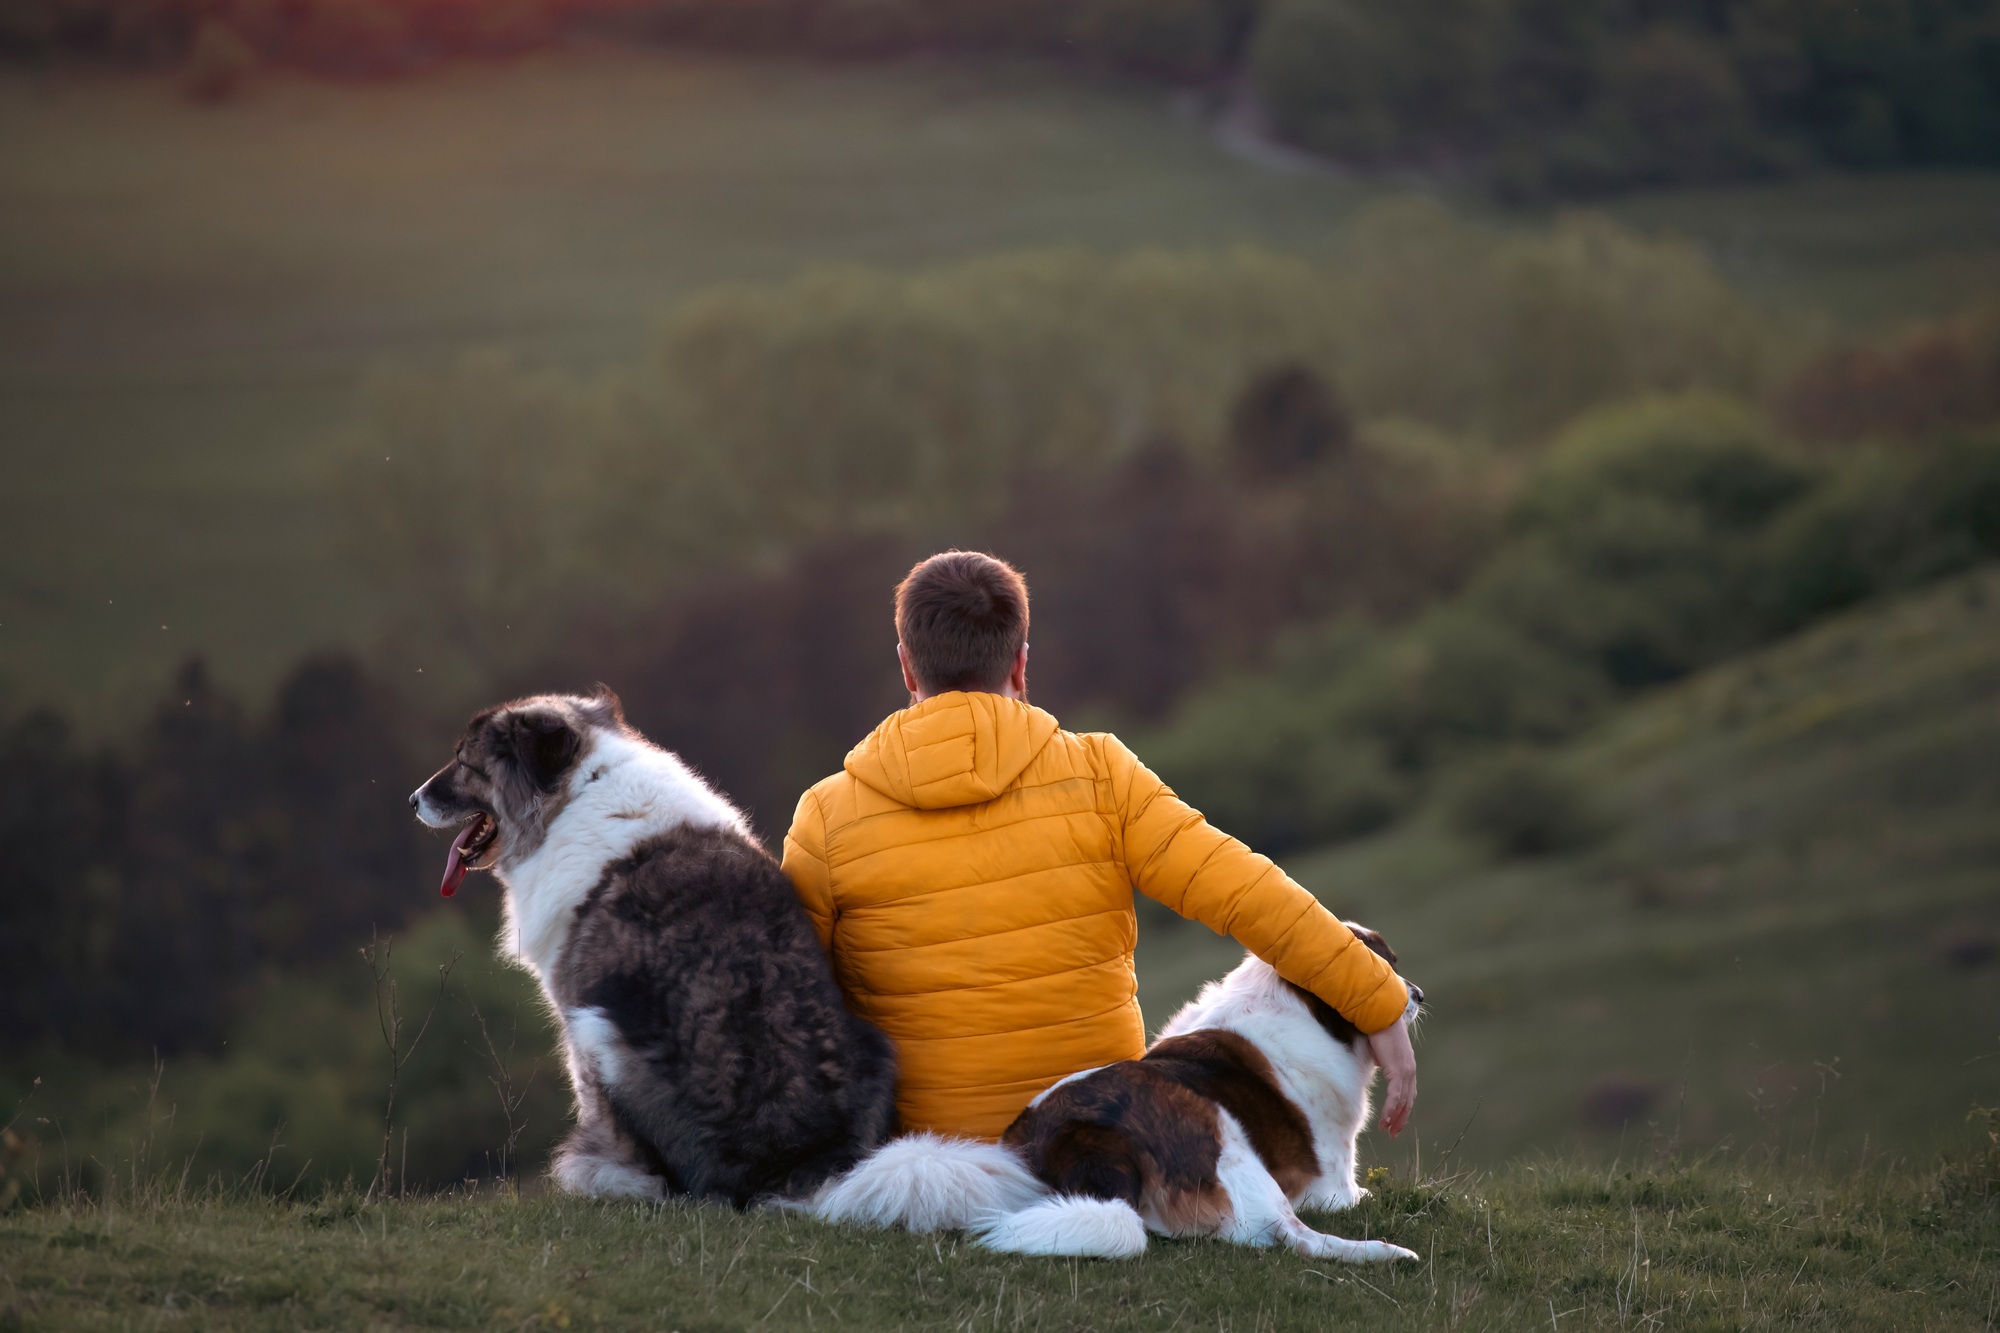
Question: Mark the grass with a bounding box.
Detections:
[1136,566,2000,1172]
[1,1130,1993,1331]
[6,48,2000,720]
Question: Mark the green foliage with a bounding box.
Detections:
[1481,394,1817,685]
[1142,394,1816,851]
[1777,304,2000,443]
[1247,0,1504,163]
[1144,393,2000,859]
[1251,0,2000,196]
[337,207,1773,690]
[36,60,1989,725]
[1518,395,1812,537]
[0,655,428,1059]
[2,0,1253,84]
[1138,623,1414,851]
[1329,203,1774,444]
[3,911,564,1195]
[1443,750,1607,858]
[1061,0,1238,80]
[1141,604,1610,853]
[1764,425,2000,627]
[1337,607,1611,765]
[653,248,1333,528]
[14,0,2000,200]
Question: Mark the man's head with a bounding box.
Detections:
[895,551,1030,701]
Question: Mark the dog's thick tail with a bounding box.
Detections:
[971,1196,1149,1259]
[806,1133,1048,1233]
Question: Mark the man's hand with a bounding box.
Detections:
[1367,1017,1417,1137]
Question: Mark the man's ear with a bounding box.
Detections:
[898,643,921,698]
[506,709,582,794]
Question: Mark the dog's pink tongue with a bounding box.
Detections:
[440,822,480,898]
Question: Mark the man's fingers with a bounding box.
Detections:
[1379,1074,1414,1136]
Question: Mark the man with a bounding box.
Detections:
[782,551,1417,1142]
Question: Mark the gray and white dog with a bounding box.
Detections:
[410,688,897,1206]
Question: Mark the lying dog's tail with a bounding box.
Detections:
[806,1133,1047,1233]
[972,1196,1149,1259]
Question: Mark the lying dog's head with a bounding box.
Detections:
[1287,920,1423,1050]
[409,687,627,896]
[1344,922,1423,1012]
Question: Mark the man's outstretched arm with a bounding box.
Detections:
[1104,736,1415,1129]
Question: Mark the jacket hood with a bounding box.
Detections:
[844,692,1061,810]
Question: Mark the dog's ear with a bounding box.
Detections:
[588,683,626,729]
[1344,922,1398,968]
[504,707,583,794]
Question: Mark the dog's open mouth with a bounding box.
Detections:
[440,813,500,898]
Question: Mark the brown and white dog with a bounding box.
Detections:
[809,927,1422,1262]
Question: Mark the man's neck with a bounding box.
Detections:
[910,684,1025,705]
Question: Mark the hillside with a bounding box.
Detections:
[0,49,1379,719]
[5,49,2000,721]
[1135,566,2000,1168]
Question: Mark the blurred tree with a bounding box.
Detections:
[1444,749,1607,858]
[12,0,1999,196]
[992,438,1245,721]
[1589,26,1773,185]
[1138,393,1838,852]
[110,659,269,1049]
[0,708,121,1050]
[0,654,430,1057]
[289,0,415,76]
[1229,365,1354,480]
[1764,426,2000,627]
[1776,306,2000,444]
[1249,0,1504,163]
[1064,0,1238,80]
[1480,394,1816,685]
[259,656,430,959]
[179,16,256,100]
[557,534,916,840]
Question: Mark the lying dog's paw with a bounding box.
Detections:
[1301,1182,1368,1212]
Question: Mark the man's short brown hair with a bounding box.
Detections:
[896,551,1030,695]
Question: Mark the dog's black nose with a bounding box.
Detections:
[408,792,420,811]
[1408,983,1425,1006]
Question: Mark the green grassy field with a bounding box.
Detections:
[6,49,2000,721]
[1136,566,2000,1172]
[2,1134,1994,1330]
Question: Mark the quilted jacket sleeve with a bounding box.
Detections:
[1102,735,1410,1034]
[781,787,837,955]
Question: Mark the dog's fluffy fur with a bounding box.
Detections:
[412,689,897,1205]
[811,929,1420,1263]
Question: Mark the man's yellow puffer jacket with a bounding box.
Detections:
[781,691,1409,1140]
